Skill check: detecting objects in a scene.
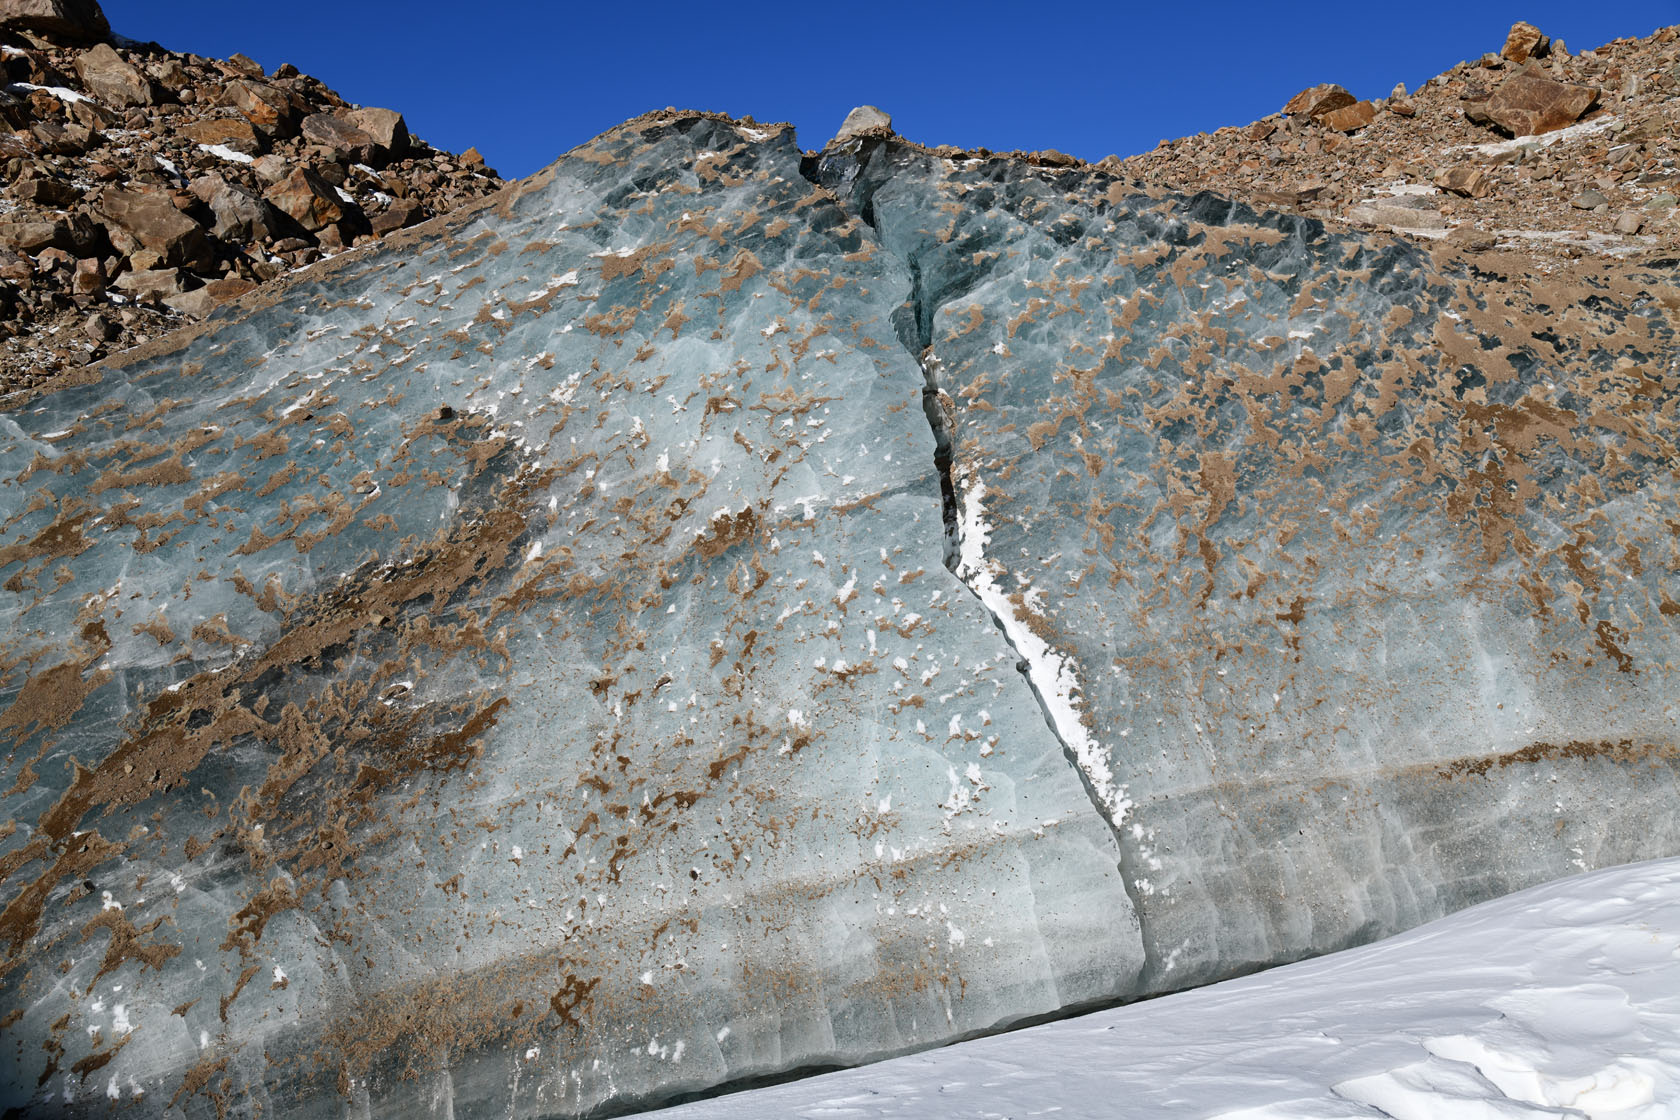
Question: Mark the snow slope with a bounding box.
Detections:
[646,857,1680,1119]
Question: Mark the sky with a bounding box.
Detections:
[101,1,1679,181]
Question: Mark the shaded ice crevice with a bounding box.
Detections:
[911,343,1162,984]
[814,147,1160,978]
[914,351,1131,830]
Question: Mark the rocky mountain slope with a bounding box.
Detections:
[1120,20,1680,260]
[0,0,503,398]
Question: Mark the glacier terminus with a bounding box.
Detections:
[0,111,1675,1117]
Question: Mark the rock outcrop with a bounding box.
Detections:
[0,0,504,397]
[1120,20,1677,258]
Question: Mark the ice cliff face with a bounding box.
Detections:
[0,113,1674,1116]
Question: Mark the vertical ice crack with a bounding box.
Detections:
[917,349,1131,826]
[819,145,1162,979]
[917,345,1162,982]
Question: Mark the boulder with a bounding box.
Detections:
[10,175,77,207]
[300,112,374,162]
[1346,198,1449,230]
[220,79,298,139]
[30,119,96,155]
[193,176,283,243]
[370,197,425,236]
[1435,166,1491,198]
[177,117,266,156]
[1282,83,1356,122]
[98,186,215,270]
[219,53,265,80]
[1446,226,1498,251]
[73,43,156,108]
[71,254,102,294]
[0,212,98,253]
[0,0,107,41]
[1480,69,1599,137]
[111,265,183,302]
[1319,100,1376,133]
[0,248,31,280]
[82,309,117,340]
[345,107,409,161]
[262,166,344,232]
[831,105,893,145]
[1502,21,1550,64]
[250,154,291,185]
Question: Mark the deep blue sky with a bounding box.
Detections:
[102,2,1677,180]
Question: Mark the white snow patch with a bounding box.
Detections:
[198,143,254,165]
[1459,113,1621,157]
[11,81,92,104]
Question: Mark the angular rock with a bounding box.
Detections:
[98,185,215,269]
[73,42,155,108]
[1435,165,1491,198]
[191,174,282,242]
[1446,225,1498,251]
[1570,188,1608,210]
[1282,83,1356,121]
[1613,212,1644,235]
[262,165,344,232]
[110,264,182,301]
[0,247,31,280]
[220,52,264,79]
[0,0,107,40]
[250,153,291,185]
[146,55,188,91]
[369,197,425,235]
[0,211,97,253]
[82,308,116,340]
[9,175,77,207]
[346,106,409,160]
[1319,100,1376,133]
[300,111,375,162]
[1502,21,1549,64]
[832,104,893,145]
[1481,69,1600,137]
[1346,200,1449,230]
[220,78,299,138]
[71,254,102,294]
[29,119,95,155]
[177,116,266,155]
[162,283,220,319]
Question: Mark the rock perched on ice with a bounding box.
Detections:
[831,103,893,144]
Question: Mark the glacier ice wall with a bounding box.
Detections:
[0,114,1675,1116]
[0,118,1137,1117]
[816,137,1680,991]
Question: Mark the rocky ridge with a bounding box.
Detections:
[1116,20,1680,260]
[0,0,503,398]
